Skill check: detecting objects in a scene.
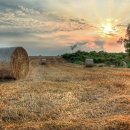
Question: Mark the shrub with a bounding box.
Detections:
[62,51,127,67]
[127,61,130,68]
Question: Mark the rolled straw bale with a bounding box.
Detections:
[85,59,94,67]
[40,58,47,65]
[122,61,127,68]
[0,47,29,79]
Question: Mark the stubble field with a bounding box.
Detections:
[1,57,130,130]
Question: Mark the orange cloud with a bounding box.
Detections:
[86,42,100,49]
[103,40,125,52]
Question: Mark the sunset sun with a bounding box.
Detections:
[102,22,115,35]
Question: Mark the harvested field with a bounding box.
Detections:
[1,57,130,130]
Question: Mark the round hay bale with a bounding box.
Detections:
[122,61,127,68]
[0,47,29,79]
[40,58,47,65]
[85,59,94,67]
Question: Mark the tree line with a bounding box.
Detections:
[62,51,127,67]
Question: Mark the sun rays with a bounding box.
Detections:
[103,23,115,35]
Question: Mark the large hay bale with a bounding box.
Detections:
[0,47,29,79]
[85,59,94,67]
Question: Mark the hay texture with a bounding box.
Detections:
[85,59,94,67]
[0,47,29,79]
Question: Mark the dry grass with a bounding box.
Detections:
[1,58,130,130]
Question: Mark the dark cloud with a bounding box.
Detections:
[0,0,45,11]
[116,24,127,27]
[69,18,86,24]
[94,39,104,49]
[0,31,26,37]
[0,26,37,37]
[0,0,20,10]
[106,33,117,36]
[95,39,104,45]
[76,41,88,46]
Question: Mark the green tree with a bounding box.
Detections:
[124,24,130,58]
[118,24,130,59]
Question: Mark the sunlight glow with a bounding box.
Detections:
[102,22,115,35]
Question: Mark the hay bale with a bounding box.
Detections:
[85,59,94,67]
[122,61,127,68]
[40,58,47,65]
[0,47,29,79]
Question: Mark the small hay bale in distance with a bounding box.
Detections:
[0,47,29,79]
[40,58,47,65]
[121,61,127,68]
[85,59,94,67]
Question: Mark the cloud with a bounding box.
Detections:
[18,6,41,15]
[69,18,86,24]
[94,39,104,49]
[116,24,127,27]
[84,39,104,51]
[103,41,125,52]
[0,6,94,35]
[0,0,129,55]
[86,42,100,49]
[69,38,104,51]
[76,41,88,46]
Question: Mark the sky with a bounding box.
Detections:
[0,0,129,55]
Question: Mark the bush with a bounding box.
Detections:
[127,61,130,68]
[62,51,127,67]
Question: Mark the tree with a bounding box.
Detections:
[118,24,130,58]
[124,24,130,57]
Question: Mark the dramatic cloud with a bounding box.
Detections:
[0,0,129,55]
